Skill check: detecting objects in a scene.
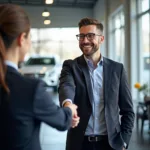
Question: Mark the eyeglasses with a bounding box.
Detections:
[76,33,102,41]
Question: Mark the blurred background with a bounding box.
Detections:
[0,0,150,150]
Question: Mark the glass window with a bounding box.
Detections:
[115,29,124,62]
[29,28,81,62]
[109,9,125,63]
[131,0,150,100]
[120,11,125,26]
[138,0,150,13]
[115,15,121,28]
[138,13,150,97]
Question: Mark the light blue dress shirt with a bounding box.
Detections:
[84,56,107,136]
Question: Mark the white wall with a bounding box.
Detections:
[23,6,93,28]
[108,0,123,15]
[93,0,105,21]
[93,0,123,21]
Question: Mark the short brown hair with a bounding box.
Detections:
[78,18,103,33]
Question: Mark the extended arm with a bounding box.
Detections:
[33,80,72,131]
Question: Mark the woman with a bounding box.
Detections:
[0,4,79,150]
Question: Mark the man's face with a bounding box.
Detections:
[78,25,104,57]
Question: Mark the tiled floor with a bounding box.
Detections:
[40,92,150,150]
[40,123,67,150]
[129,124,150,150]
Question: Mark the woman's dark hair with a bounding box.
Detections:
[78,17,103,33]
[0,4,30,93]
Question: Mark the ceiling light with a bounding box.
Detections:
[45,0,53,4]
[44,18,51,25]
[42,9,50,17]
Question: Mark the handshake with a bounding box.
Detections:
[64,102,80,128]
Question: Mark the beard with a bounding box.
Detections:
[80,43,99,57]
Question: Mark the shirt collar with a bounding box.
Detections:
[5,60,18,70]
[84,55,103,68]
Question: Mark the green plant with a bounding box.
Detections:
[134,83,149,96]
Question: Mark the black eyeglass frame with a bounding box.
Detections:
[76,33,102,41]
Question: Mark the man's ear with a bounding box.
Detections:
[17,32,26,47]
[100,35,104,43]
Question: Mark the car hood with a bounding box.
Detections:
[20,65,54,74]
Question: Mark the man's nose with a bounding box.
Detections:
[82,36,89,42]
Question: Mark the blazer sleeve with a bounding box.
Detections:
[119,65,135,147]
[58,60,76,106]
[33,80,72,131]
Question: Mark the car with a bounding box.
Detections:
[20,55,61,92]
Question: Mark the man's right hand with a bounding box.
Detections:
[64,102,77,116]
[64,102,80,128]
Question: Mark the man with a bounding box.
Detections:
[59,18,135,150]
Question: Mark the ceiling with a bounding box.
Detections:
[0,0,98,8]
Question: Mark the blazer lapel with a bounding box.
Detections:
[103,57,113,105]
[78,55,94,104]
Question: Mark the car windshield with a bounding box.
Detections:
[25,57,55,65]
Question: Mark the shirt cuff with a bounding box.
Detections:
[124,142,127,148]
[62,99,72,106]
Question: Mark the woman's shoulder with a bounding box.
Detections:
[7,69,46,91]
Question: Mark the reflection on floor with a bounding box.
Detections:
[40,123,67,150]
[40,122,150,150]
[40,93,150,150]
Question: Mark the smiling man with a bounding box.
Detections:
[59,18,135,150]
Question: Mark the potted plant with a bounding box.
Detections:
[134,83,150,102]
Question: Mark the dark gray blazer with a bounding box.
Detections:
[0,66,72,150]
[59,55,135,150]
